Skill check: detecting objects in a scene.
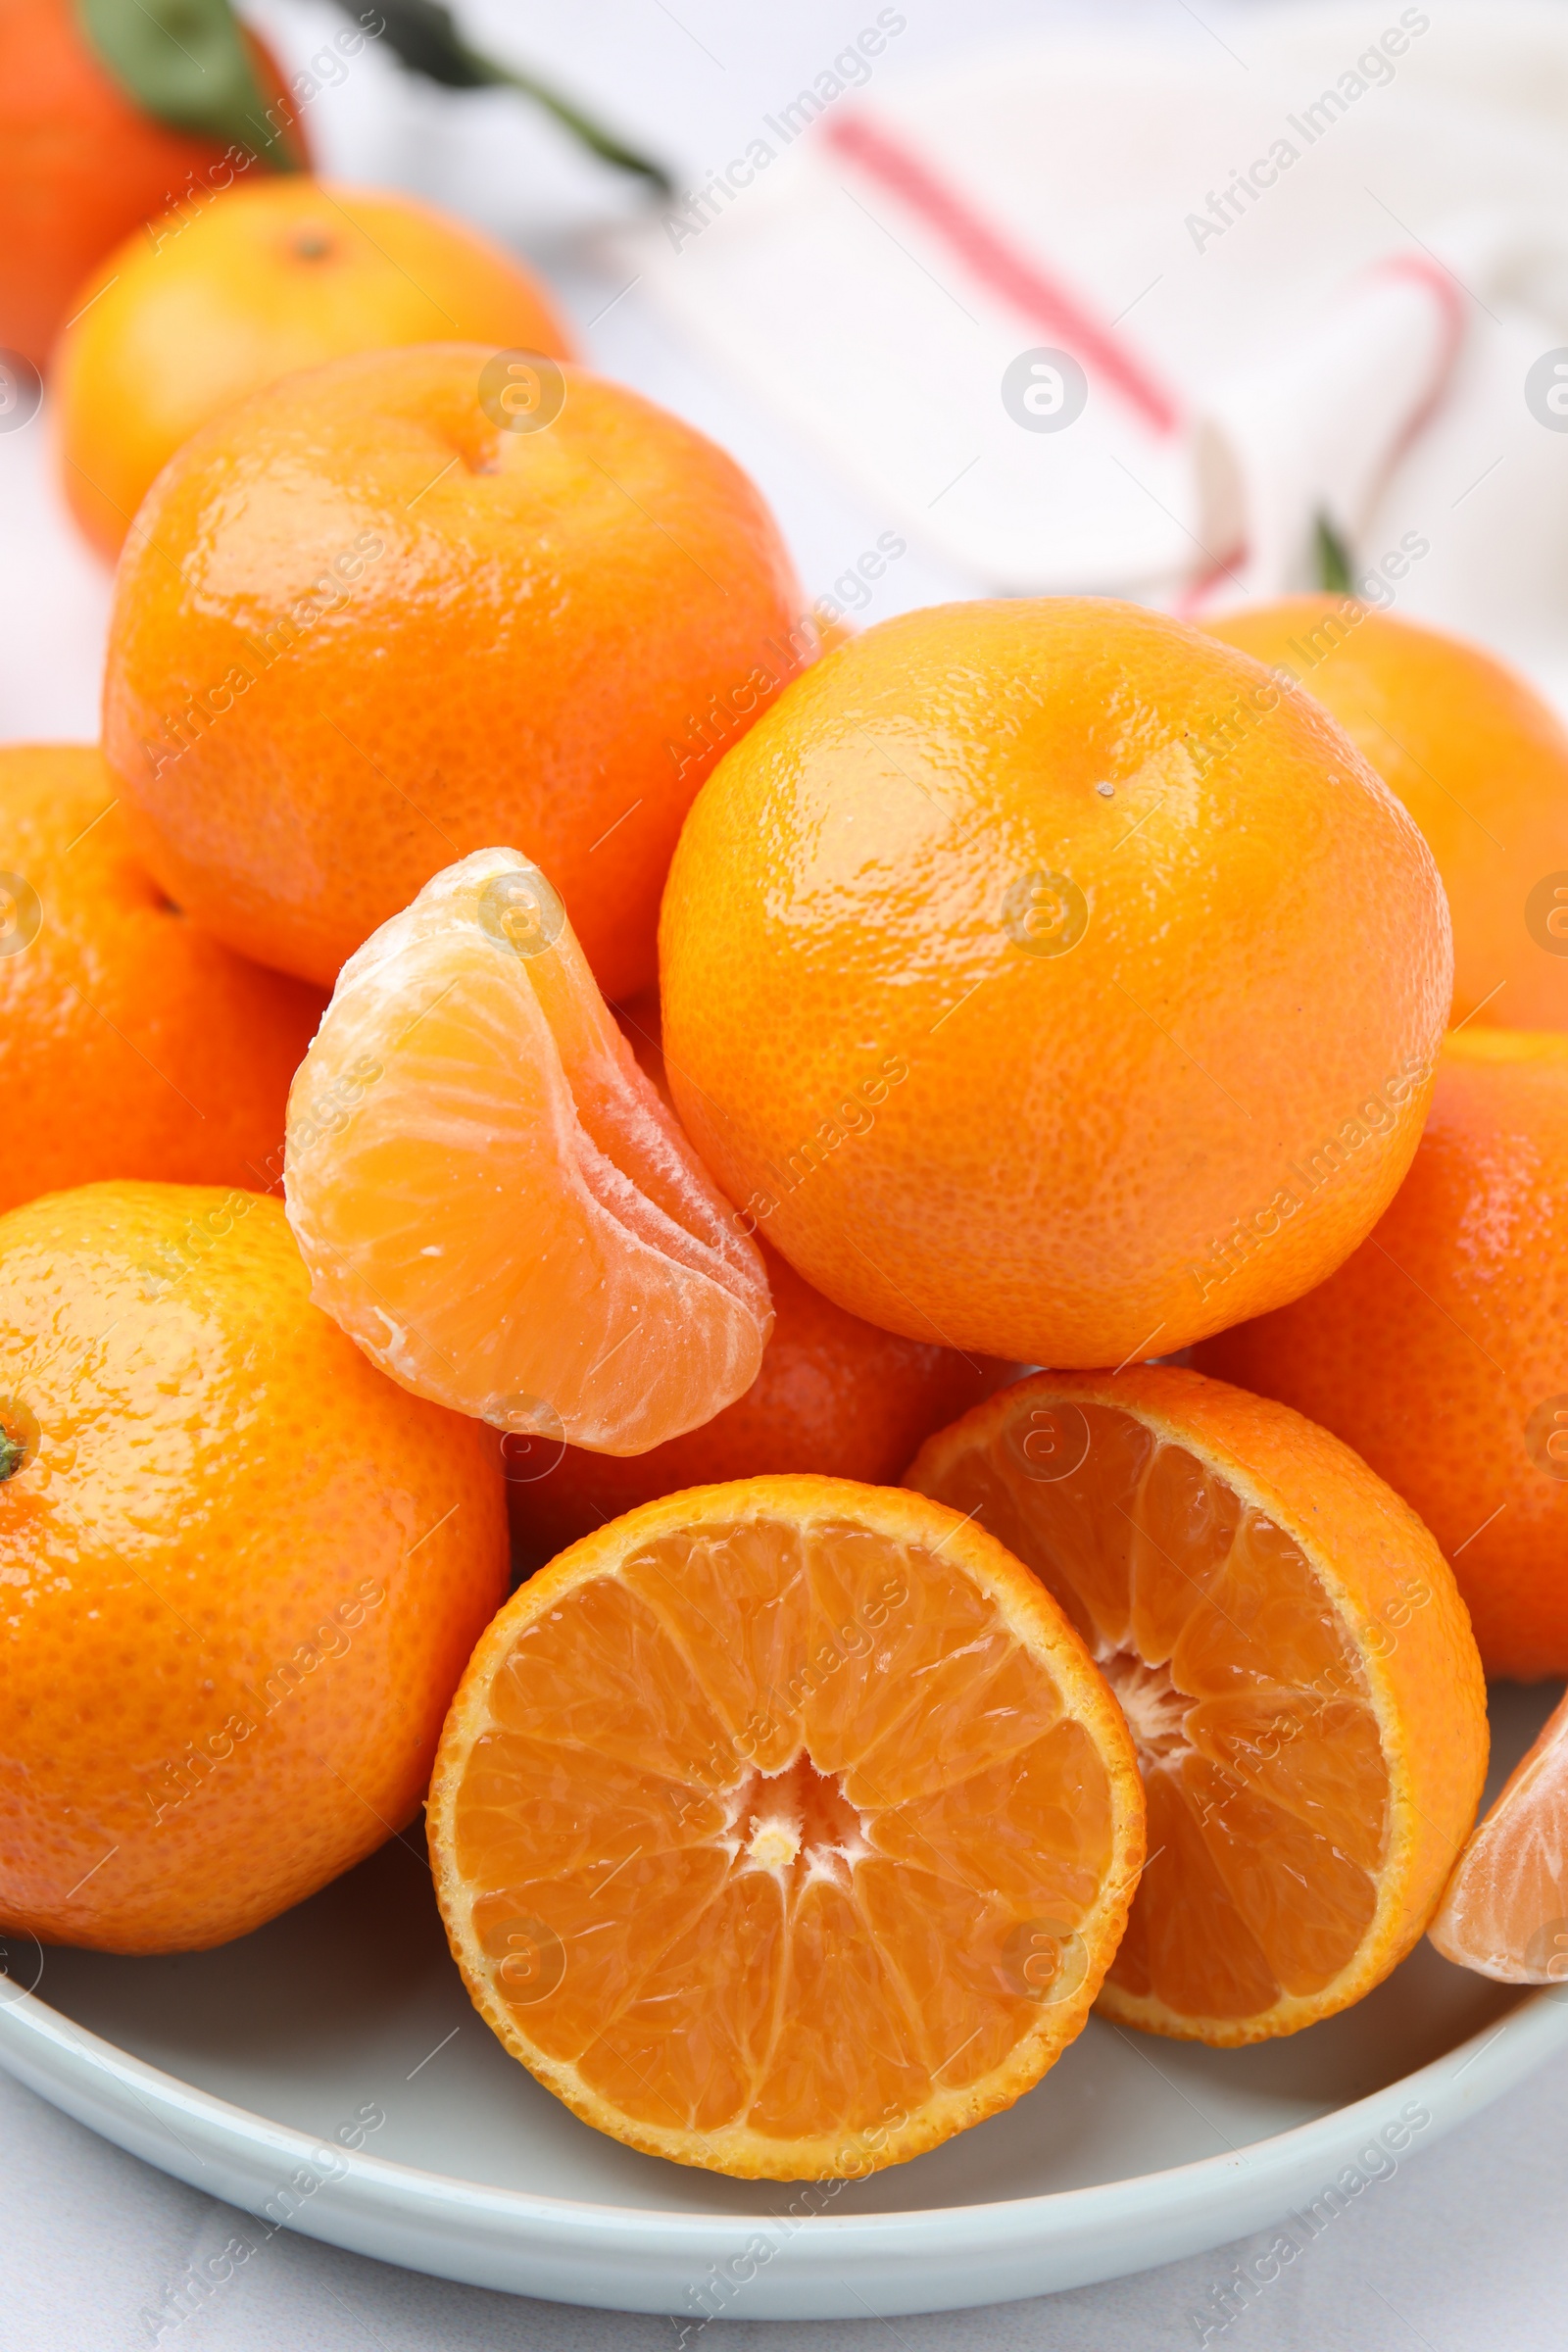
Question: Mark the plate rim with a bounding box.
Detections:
[2,1967,1563,2319]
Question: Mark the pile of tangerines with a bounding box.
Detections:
[3,138,1568,2180]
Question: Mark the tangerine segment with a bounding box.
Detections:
[428,1476,1144,2179]
[906,1367,1488,2045]
[284,850,771,1456]
[1429,1686,1568,1984]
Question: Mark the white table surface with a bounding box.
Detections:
[3,1,1566,2342]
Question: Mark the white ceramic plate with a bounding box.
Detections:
[1,1681,1562,2323]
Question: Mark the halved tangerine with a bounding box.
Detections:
[427,1475,1144,2178]
[1429,1686,1568,1984]
[283,850,771,1454]
[906,1367,1488,2044]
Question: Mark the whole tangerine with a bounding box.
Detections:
[1198,1028,1568,1682]
[0,744,324,1214]
[102,343,811,1002]
[1205,596,1568,1031]
[0,1181,508,1953]
[660,599,1452,1367]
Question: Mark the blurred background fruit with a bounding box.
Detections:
[0,0,304,372]
[0,743,324,1213]
[1205,598,1568,1031]
[102,342,810,1002]
[907,1365,1489,2043]
[661,599,1452,1368]
[0,1179,509,1953]
[282,850,773,1454]
[1197,1028,1568,1683]
[56,176,578,559]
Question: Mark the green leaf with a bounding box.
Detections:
[0,1427,24,1483]
[75,0,300,165]
[1313,511,1354,596]
[332,0,673,193]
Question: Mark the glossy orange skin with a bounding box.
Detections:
[0,744,325,1214]
[1206,597,1568,1031]
[510,1238,1011,1565]
[103,344,810,1002]
[0,1182,509,1953]
[0,0,304,370]
[1199,1030,1568,1682]
[661,600,1452,1367]
[57,178,577,559]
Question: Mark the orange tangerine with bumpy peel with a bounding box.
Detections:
[283,850,772,1455]
[0,1180,508,1954]
[101,342,809,1004]
[1205,597,1568,1031]
[660,600,1451,1369]
[1197,1028,1568,1682]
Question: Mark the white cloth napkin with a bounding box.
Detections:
[623,0,1568,686]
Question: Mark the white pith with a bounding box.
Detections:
[1099,1648,1195,1768]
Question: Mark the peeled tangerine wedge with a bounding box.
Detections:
[906,1367,1489,2044]
[1430,1686,1568,1984]
[427,1476,1145,2178]
[284,851,771,1454]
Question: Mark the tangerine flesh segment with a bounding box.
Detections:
[284,849,771,1453]
[954,1400,1152,1652]
[1430,1686,1568,1983]
[429,1478,1145,2178]
[619,1518,809,1776]
[907,1380,1394,2034]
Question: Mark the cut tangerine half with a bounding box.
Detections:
[1429,1686,1568,1984]
[284,850,771,1454]
[906,1367,1488,2044]
[427,1475,1144,2178]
